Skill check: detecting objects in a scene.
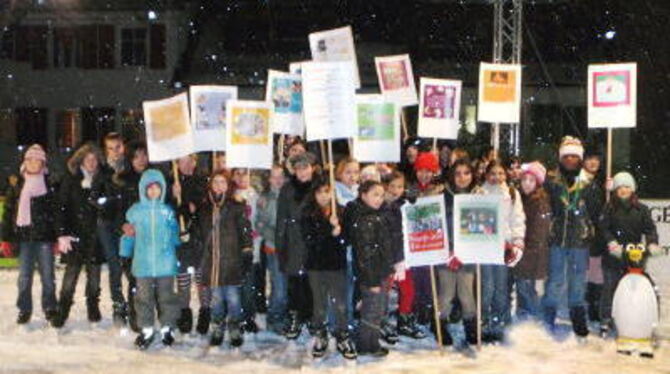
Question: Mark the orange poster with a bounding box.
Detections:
[483,69,517,103]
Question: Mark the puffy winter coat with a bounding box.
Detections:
[379,198,407,265]
[479,182,526,246]
[2,175,58,243]
[119,169,180,278]
[513,189,552,279]
[199,197,253,287]
[275,177,313,274]
[301,206,347,271]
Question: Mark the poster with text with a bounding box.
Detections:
[588,63,637,128]
[143,92,193,162]
[302,61,356,141]
[225,100,273,169]
[308,26,360,88]
[418,78,462,140]
[374,54,418,107]
[401,195,450,268]
[189,85,238,152]
[266,70,304,135]
[352,95,400,162]
[477,63,522,123]
[453,194,505,265]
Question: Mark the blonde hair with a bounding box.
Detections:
[67,142,104,175]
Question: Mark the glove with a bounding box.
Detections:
[608,241,623,259]
[179,232,190,243]
[0,241,13,258]
[505,246,523,267]
[57,236,76,254]
[447,255,463,272]
[647,243,663,256]
[392,262,406,282]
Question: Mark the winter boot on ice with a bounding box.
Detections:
[112,302,127,328]
[463,317,478,346]
[196,308,211,335]
[397,314,426,339]
[285,311,302,340]
[87,299,102,323]
[242,317,259,334]
[312,327,329,358]
[52,304,70,328]
[210,322,225,346]
[430,318,453,346]
[45,309,59,326]
[135,328,156,350]
[380,319,399,345]
[161,326,175,346]
[599,319,612,339]
[177,308,193,334]
[17,311,31,325]
[228,320,244,347]
[570,306,589,340]
[416,304,434,326]
[335,330,357,360]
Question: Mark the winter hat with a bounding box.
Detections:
[289,152,317,169]
[360,165,381,183]
[20,144,47,174]
[414,152,439,173]
[558,136,584,160]
[612,172,636,192]
[521,161,547,185]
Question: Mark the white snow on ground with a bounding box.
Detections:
[0,268,667,374]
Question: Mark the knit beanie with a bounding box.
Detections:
[414,152,439,173]
[558,136,584,160]
[521,161,547,185]
[612,172,636,192]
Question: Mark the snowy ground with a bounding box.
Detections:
[0,268,667,374]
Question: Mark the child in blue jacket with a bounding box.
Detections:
[120,169,181,350]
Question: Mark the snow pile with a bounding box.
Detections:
[0,268,666,374]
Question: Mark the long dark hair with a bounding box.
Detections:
[448,158,477,192]
[303,176,334,219]
[207,170,236,204]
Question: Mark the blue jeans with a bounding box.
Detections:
[542,246,589,325]
[481,264,509,335]
[514,278,539,321]
[17,242,57,313]
[266,253,287,326]
[96,220,125,305]
[211,285,242,323]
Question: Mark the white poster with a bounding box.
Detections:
[418,78,462,140]
[401,195,450,268]
[302,61,356,141]
[352,95,400,163]
[225,100,273,170]
[453,194,505,265]
[189,85,238,152]
[289,61,306,75]
[309,25,360,89]
[374,54,418,107]
[641,199,670,339]
[143,92,193,162]
[477,62,522,123]
[588,63,637,128]
[266,70,304,136]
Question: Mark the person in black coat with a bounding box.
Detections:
[301,177,356,359]
[0,144,59,325]
[598,172,660,336]
[52,143,107,327]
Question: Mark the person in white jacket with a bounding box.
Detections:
[478,160,526,344]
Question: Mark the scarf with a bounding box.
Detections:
[16,173,47,227]
[81,167,96,189]
[209,193,225,287]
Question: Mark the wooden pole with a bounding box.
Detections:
[347,138,353,155]
[429,265,444,353]
[432,137,438,152]
[171,160,186,232]
[212,151,217,174]
[320,140,327,169]
[327,139,337,215]
[476,264,482,351]
[278,134,286,164]
[401,109,410,142]
[606,128,613,203]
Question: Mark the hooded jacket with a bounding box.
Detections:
[119,169,180,278]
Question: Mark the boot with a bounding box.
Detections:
[380,319,399,345]
[242,317,259,334]
[52,303,71,328]
[112,302,127,328]
[312,327,328,358]
[45,309,59,326]
[161,326,175,346]
[210,321,225,346]
[135,328,155,350]
[335,330,357,360]
[196,308,211,335]
[87,300,102,323]
[416,304,434,326]
[397,314,426,339]
[570,306,589,338]
[17,311,31,325]
[463,317,478,346]
[430,318,453,346]
[228,320,244,347]
[285,311,302,340]
[177,308,193,334]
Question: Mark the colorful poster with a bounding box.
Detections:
[352,95,400,162]
[453,194,504,265]
[308,25,360,88]
[374,54,418,107]
[225,100,273,169]
[143,92,193,162]
[418,78,461,140]
[588,63,637,128]
[266,70,304,135]
[477,62,522,123]
[401,195,450,268]
[189,85,238,152]
[302,61,356,141]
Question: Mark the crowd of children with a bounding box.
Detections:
[0,133,661,360]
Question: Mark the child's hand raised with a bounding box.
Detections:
[330,214,341,237]
[122,223,136,237]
